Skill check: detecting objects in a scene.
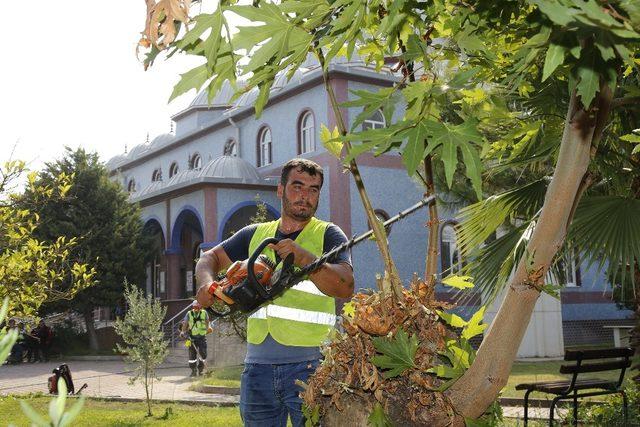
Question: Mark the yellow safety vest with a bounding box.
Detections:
[188,310,208,336]
[246,217,336,347]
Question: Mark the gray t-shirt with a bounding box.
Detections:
[221,222,351,364]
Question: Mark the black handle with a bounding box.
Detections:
[247,238,279,299]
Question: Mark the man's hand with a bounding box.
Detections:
[268,239,315,267]
[196,285,216,307]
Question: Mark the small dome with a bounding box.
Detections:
[199,156,261,182]
[105,154,127,170]
[190,80,237,108]
[128,143,150,159]
[232,86,259,109]
[272,68,304,91]
[149,133,175,150]
[136,180,164,198]
[166,169,199,187]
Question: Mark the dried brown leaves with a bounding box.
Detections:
[304,279,461,426]
[139,0,192,52]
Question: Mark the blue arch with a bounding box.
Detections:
[170,205,204,252]
[142,215,166,243]
[215,200,280,245]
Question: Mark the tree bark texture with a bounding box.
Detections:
[83,309,99,351]
[446,86,613,418]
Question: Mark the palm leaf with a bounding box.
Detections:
[567,196,640,298]
[456,179,547,258]
[459,224,531,302]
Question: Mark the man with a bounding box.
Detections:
[196,158,354,427]
[33,319,52,362]
[181,300,211,377]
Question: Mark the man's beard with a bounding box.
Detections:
[283,195,317,220]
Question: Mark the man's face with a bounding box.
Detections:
[278,168,321,221]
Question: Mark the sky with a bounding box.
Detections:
[0,1,224,171]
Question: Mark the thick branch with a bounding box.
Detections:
[423,156,440,287]
[446,85,614,418]
[317,51,403,299]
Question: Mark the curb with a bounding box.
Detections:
[83,396,239,407]
[58,356,125,362]
[194,385,241,395]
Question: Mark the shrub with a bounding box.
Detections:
[565,381,639,426]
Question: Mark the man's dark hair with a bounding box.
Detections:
[280,158,324,188]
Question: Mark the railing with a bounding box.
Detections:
[162,302,192,348]
[161,302,222,349]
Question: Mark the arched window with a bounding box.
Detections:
[554,248,582,287]
[257,127,272,167]
[189,153,202,171]
[151,168,162,182]
[224,139,238,157]
[362,109,386,130]
[298,111,315,154]
[441,223,461,275]
[169,162,179,178]
[375,209,392,235]
[127,178,136,193]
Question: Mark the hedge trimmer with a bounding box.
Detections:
[205,196,435,318]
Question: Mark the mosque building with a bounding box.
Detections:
[106,57,633,357]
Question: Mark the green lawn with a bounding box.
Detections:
[0,396,242,427]
[196,361,636,398]
[198,365,243,388]
[503,358,638,398]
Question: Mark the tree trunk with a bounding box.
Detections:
[447,86,613,418]
[83,309,99,351]
[423,156,439,286]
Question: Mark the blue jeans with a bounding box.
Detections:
[240,360,319,427]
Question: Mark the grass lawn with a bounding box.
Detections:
[198,365,243,388]
[503,357,639,399]
[196,360,637,398]
[0,395,242,427]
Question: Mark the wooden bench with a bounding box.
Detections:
[515,347,634,426]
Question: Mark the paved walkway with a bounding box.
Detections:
[1,360,566,422]
[0,360,238,405]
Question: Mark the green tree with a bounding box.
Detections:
[19,148,153,350]
[139,0,640,422]
[0,159,95,318]
[114,283,169,417]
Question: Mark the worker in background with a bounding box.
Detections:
[181,300,212,377]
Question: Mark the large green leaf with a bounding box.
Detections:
[401,121,428,176]
[423,119,484,197]
[169,64,209,102]
[576,63,600,109]
[437,310,468,328]
[542,43,566,81]
[442,275,474,289]
[368,402,393,427]
[342,87,398,131]
[568,196,640,292]
[529,0,575,26]
[371,328,418,378]
[461,306,487,340]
